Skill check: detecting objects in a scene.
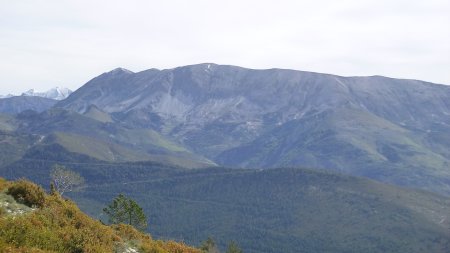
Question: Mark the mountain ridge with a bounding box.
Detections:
[54,63,450,195]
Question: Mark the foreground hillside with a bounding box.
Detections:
[0,177,199,253]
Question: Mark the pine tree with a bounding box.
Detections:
[226,241,242,253]
[200,237,220,253]
[103,194,148,231]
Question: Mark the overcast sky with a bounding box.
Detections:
[1,0,449,95]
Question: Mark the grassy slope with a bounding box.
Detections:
[68,167,450,253]
[49,130,214,168]
[0,114,16,132]
[83,105,114,123]
[0,178,200,253]
[0,115,41,168]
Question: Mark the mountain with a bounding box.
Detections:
[0,177,200,253]
[0,96,57,114]
[22,87,72,100]
[57,64,450,195]
[1,64,450,253]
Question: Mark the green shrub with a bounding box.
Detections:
[6,180,46,208]
[0,177,8,192]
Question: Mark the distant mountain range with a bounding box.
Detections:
[1,87,72,100]
[21,87,72,100]
[0,87,72,115]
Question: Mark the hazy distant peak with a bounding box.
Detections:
[21,87,73,100]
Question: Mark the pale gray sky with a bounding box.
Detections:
[1,0,449,95]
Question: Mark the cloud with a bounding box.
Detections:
[0,0,449,94]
